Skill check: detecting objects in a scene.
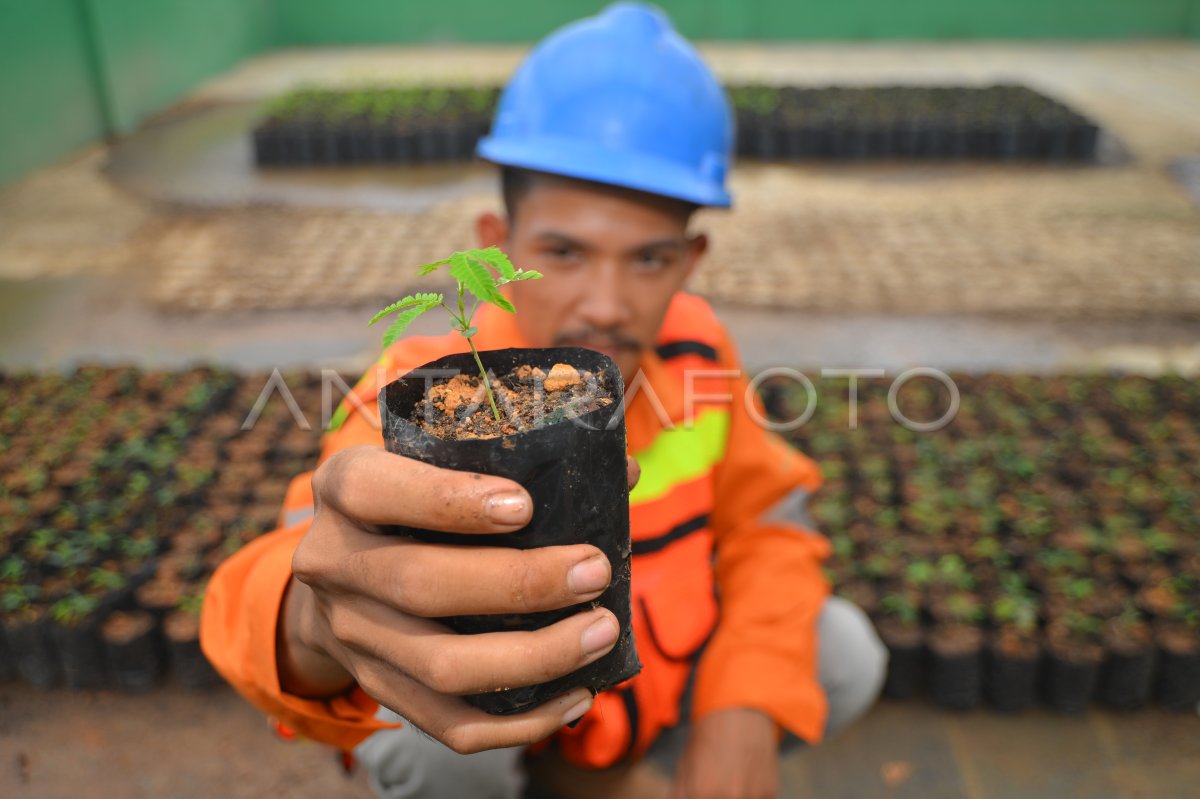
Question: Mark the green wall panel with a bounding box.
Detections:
[87,0,276,133]
[0,0,274,187]
[0,1,107,186]
[276,0,1200,43]
[752,0,1196,40]
[3,0,1197,189]
[277,0,603,44]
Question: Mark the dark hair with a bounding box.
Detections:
[500,166,534,222]
[500,166,699,224]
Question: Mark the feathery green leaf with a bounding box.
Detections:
[450,254,503,306]
[368,292,443,326]
[478,245,516,279]
[416,256,452,276]
[382,303,435,347]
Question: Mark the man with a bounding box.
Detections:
[202,5,887,798]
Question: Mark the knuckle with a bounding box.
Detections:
[315,447,366,508]
[509,555,553,612]
[311,453,340,499]
[290,537,321,585]
[323,602,353,640]
[386,566,423,615]
[419,649,464,695]
[351,664,389,708]
[441,726,487,756]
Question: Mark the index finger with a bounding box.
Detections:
[316,445,532,534]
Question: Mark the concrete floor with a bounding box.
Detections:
[4,271,1200,375]
[2,683,1196,799]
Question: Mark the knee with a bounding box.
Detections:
[355,726,426,799]
[355,721,527,799]
[819,596,888,735]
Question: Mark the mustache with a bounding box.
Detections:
[552,328,643,353]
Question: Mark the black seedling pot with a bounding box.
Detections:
[379,346,640,715]
[0,626,12,682]
[51,622,109,690]
[930,650,982,710]
[168,636,221,690]
[985,641,1040,713]
[1099,646,1156,711]
[164,612,222,690]
[1043,649,1101,714]
[1156,646,1200,711]
[103,613,165,693]
[4,620,59,688]
[876,621,924,700]
[928,625,983,710]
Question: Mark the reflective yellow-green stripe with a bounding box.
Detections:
[629,408,729,505]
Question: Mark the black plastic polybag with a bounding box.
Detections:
[379,346,641,714]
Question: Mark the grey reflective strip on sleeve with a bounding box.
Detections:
[761,488,818,531]
[284,507,316,527]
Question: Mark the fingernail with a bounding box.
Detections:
[561,691,593,726]
[581,615,619,656]
[568,554,610,595]
[485,492,530,526]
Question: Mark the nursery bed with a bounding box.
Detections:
[0,367,1195,712]
[252,84,1102,167]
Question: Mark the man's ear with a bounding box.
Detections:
[476,212,509,248]
[681,231,709,283]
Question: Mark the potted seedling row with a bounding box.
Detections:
[254,86,499,167]
[3,360,1199,707]
[253,83,1102,168]
[730,84,1101,162]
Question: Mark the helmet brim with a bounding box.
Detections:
[478,134,733,209]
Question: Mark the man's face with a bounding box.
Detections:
[476,177,707,384]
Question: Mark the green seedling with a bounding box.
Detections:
[87,566,128,593]
[879,592,920,626]
[1063,609,1102,639]
[992,593,1038,635]
[0,585,35,615]
[50,592,99,627]
[945,592,985,625]
[370,247,543,422]
[178,588,205,617]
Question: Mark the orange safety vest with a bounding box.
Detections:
[202,292,831,768]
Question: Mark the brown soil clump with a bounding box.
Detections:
[416,362,614,441]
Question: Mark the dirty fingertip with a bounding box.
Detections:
[560,689,594,726]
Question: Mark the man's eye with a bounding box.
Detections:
[634,252,669,272]
[548,247,580,263]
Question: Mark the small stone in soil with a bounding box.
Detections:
[544,363,582,392]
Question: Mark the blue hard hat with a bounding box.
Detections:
[477,2,733,208]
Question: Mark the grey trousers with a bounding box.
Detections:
[354,596,888,799]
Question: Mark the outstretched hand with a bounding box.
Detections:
[277,444,640,754]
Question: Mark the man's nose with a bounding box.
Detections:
[577,261,631,330]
